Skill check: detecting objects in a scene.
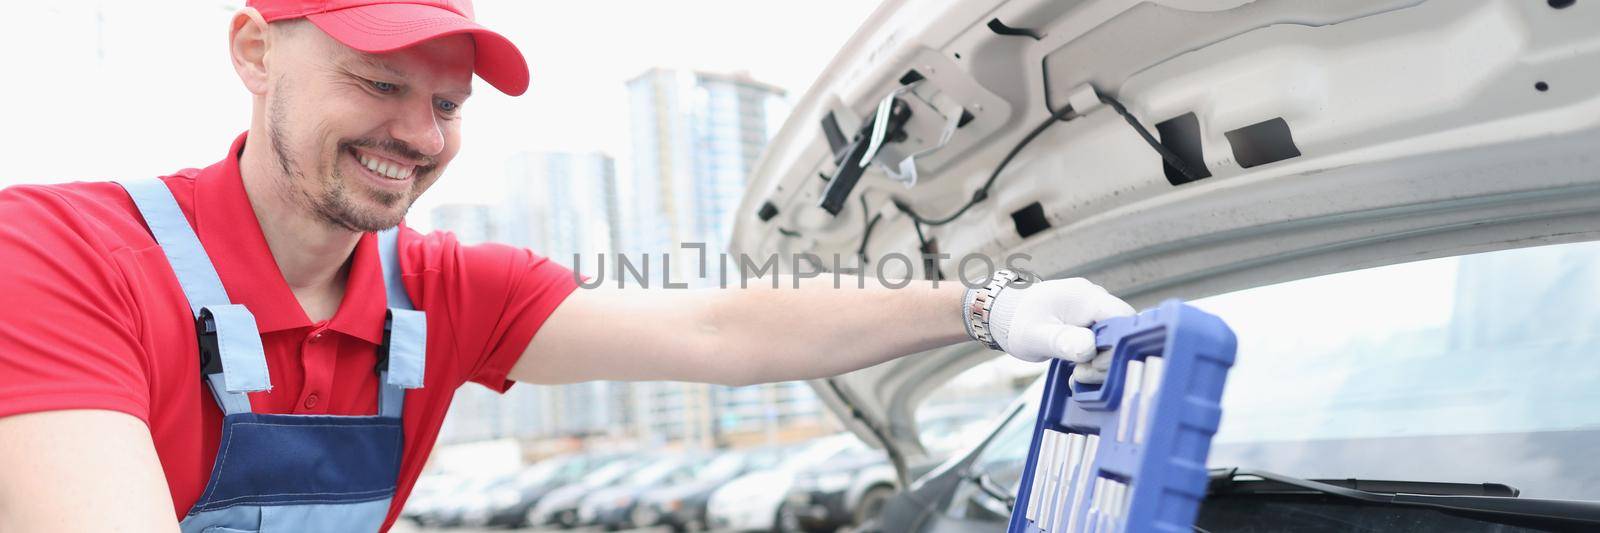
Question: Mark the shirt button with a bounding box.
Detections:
[310,332,325,343]
[303,394,319,409]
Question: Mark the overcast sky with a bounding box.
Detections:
[0,1,879,222]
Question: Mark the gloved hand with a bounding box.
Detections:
[983,277,1135,384]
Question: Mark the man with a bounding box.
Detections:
[0,1,1132,531]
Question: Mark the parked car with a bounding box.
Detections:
[783,448,944,533]
[414,472,515,528]
[527,456,645,529]
[707,435,867,532]
[483,452,628,528]
[636,447,788,532]
[781,409,992,532]
[581,454,706,530]
[459,473,525,528]
[731,0,1600,530]
[400,473,470,527]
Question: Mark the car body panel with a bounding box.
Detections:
[728,0,1600,469]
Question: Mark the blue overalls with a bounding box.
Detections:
[118,178,427,533]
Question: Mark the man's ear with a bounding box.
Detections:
[229,8,272,96]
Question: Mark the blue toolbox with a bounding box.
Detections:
[1007,300,1237,533]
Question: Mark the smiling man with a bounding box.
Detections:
[0,1,1132,532]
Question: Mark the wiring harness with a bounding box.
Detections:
[860,92,1204,274]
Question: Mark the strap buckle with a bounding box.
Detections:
[196,309,223,375]
[375,310,393,375]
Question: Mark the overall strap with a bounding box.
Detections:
[118,179,268,415]
[375,227,426,418]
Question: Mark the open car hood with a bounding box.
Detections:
[728,0,1600,475]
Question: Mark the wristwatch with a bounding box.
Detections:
[964,269,1026,351]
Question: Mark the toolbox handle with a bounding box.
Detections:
[1065,300,1179,411]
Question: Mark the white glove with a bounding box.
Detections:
[984,277,1135,383]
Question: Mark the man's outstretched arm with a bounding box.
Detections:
[0,410,179,533]
[511,275,1133,386]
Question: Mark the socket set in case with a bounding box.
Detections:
[1006,300,1237,533]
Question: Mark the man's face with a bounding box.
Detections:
[261,21,474,232]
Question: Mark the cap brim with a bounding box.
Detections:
[306,3,529,96]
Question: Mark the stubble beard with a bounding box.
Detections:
[267,81,417,233]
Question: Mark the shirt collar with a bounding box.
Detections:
[194,132,388,345]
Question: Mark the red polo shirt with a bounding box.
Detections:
[0,133,578,530]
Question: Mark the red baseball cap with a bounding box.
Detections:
[248,0,529,96]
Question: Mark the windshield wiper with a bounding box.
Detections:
[968,471,1016,511]
[1210,468,1600,530]
[1211,468,1520,497]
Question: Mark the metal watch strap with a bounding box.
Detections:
[966,269,1023,351]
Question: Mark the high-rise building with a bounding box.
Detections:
[431,174,633,444]
[626,69,827,449]
[500,151,634,440]
[626,68,788,260]
[433,75,827,449]
[428,203,520,444]
[428,203,499,244]
[504,151,621,267]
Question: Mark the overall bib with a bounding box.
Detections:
[118,178,428,533]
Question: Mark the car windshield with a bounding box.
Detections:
[695,453,746,481]
[486,474,517,491]
[410,474,461,497]
[456,474,507,494]
[943,380,1040,521]
[780,435,864,472]
[970,379,1044,494]
[626,458,688,486]
[966,241,1600,525]
[518,456,569,484]
[917,411,994,458]
[743,446,787,471]
[916,357,1044,458]
[583,460,634,486]
[1197,240,1600,501]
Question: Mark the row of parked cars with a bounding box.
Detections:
[400,432,944,532]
